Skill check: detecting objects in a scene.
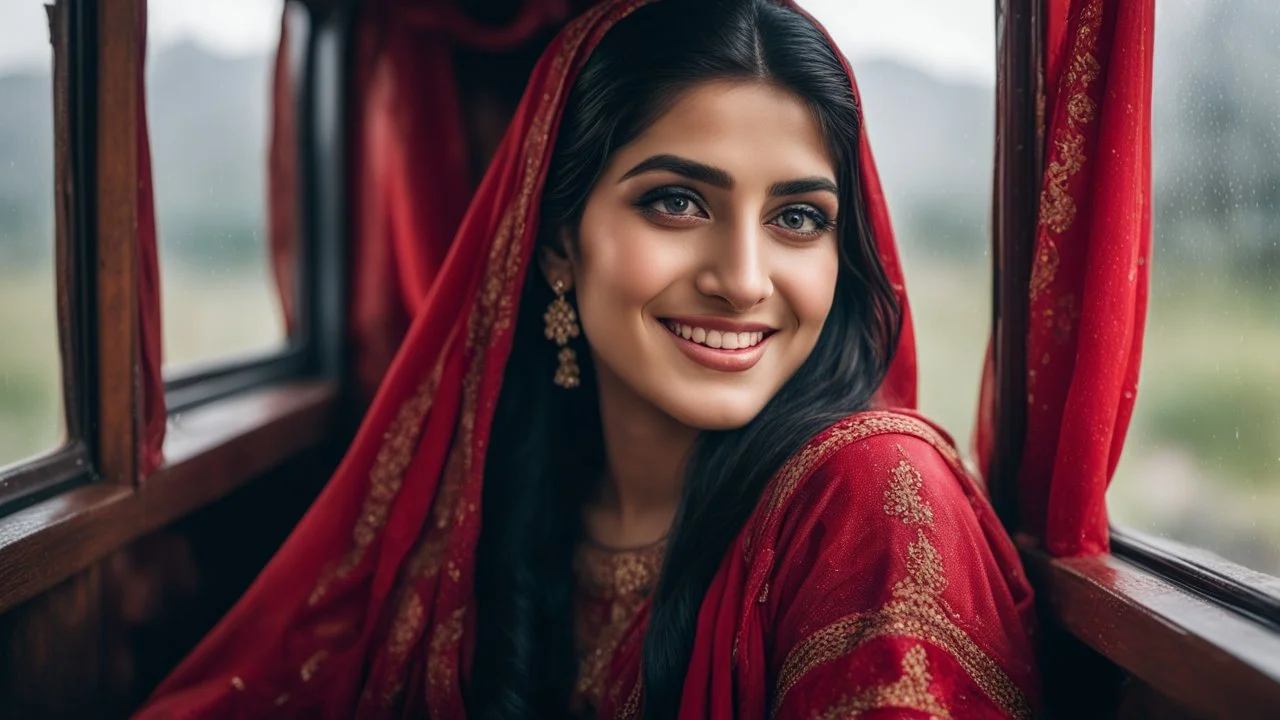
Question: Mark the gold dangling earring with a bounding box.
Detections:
[544,279,581,388]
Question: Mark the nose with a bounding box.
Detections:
[694,220,773,312]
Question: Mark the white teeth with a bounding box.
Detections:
[665,321,770,350]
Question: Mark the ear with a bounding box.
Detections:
[537,227,577,291]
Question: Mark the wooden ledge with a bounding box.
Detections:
[1021,540,1280,719]
[0,380,336,615]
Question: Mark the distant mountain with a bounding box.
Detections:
[0,42,1003,270]
[855,58,995,262]
[5,9,1278,272]
[0,69,54,265]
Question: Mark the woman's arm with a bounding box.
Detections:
[763,434,1037,719]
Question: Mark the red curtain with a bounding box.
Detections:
[981,0,1154,557]
[137,1,165,476]
[269,1,587,401]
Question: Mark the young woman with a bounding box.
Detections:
[137,0,1038,717]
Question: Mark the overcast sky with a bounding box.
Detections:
[0,0,993,83]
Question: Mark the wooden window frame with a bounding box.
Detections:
[992,0,1280,713]
[0,0,98,512]
[0,0,350,615]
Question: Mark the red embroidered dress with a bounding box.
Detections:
[135,2,1038,717]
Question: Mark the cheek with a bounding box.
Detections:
[777,241,840,332]
[573,213,689,330]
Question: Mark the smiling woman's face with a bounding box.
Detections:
[543,80,841,430]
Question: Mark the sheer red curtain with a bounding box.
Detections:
[137,1,165,476]
[981,0,1154,557]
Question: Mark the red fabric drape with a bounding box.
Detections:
[268,10,298,333]
[137,1,165,476]
[268,1,586,400]
[979,0,1154,557]
[135,2,934,715]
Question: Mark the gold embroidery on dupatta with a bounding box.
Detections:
[1032,0,1103,301]
[426,607,468,695]
[813,645,951,720]
[308,355,447,608]
[375,589,426,706]
[770,453,1030,719]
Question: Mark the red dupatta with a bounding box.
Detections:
[130,2,1043,717]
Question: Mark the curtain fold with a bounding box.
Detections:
[268,0,587,401]
[137,0,165,476]
[981,0,1154,557]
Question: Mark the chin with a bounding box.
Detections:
[657,390,771,431]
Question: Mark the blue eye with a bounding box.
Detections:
[637,187,710,220]
[770,205,832,236]
[658,195,695,214]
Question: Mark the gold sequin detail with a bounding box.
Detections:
[1028,240,1060,302]
[300,650,328,683]
[426,606,467,692]
[813,645,951,719]
[770,454,1029,719]
[575,539,666,597]
[618,676,643,720]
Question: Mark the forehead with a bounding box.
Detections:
[611,80,837,183]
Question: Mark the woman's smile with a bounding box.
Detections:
[659,316,777,372]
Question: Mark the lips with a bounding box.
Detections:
[659,316,777,372]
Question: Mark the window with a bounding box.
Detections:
[1109,0,1280,578]
[0,3,65,471]
[803,0,995,449]
[147,0,288,374]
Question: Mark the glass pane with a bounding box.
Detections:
[1109,1,1280,575]
[147,0,288,372]
[0,4,66,470]
[803,0,995,450]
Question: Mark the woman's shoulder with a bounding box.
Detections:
[755,409,977,531]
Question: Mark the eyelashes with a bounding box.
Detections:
[635,186,709,221]
[634,185,837,238]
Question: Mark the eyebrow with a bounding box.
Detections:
[619,154,838,197]
[768,177,839,197]
[621,154,733,188]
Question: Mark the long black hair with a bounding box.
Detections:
[470,1,901,717]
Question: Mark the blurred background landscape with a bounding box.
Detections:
[1,0,1276,576]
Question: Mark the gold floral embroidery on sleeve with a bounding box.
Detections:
[771,452,1030,719]
[813,645,951,720]
[884,445,935,527]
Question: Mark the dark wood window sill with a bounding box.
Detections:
[1020,537,1280,717]
[0,380,336,615]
